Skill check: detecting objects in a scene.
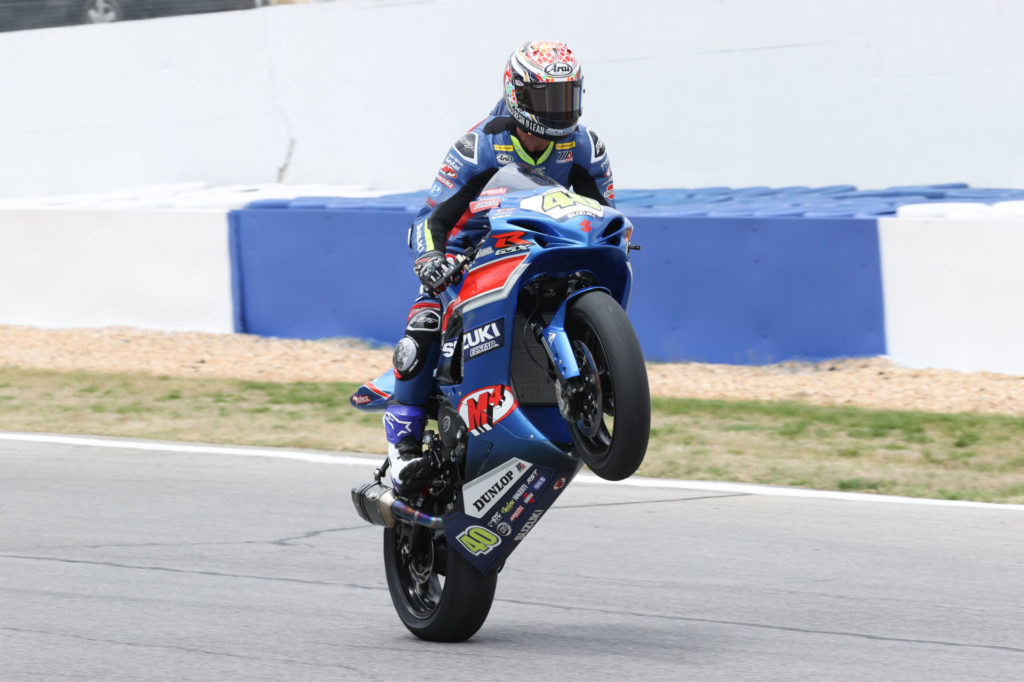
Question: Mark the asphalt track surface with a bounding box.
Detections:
[2,438,1023,681]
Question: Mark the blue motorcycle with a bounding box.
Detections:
[351,163,650,641]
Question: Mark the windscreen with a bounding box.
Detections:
[478,162,563,197]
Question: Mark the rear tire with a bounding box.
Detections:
[564,291,650,480]
[384,524,496,642]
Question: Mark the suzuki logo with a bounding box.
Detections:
[491,231,531,250]
[464,322,500,348]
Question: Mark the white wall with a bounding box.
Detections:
[0,210,233,332]
[2,0,1023,197]
[879,216,1024,375]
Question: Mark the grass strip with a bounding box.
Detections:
[1,367,1022,504]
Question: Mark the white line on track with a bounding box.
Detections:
[3,431,1023,511]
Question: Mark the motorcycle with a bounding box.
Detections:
[350,163,650,641]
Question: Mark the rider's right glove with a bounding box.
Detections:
[414,250,449,290]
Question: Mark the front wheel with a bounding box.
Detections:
[383,524,496,642]
[564,291,651,480]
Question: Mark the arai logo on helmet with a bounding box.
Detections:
[544,62,573,77]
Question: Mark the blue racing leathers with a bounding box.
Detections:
[410,102,615,262]
[393,103,615,407]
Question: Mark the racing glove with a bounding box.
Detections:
[415,251,464,294]
[414,251,447,288]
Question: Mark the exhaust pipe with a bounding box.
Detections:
[351,481,445,530]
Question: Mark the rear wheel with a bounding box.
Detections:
[383,524,496,642]
[564,291,650,480]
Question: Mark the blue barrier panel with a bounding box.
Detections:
[229,207,418,344]
[627,216,885,363]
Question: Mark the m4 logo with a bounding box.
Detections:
[458,385,518,435]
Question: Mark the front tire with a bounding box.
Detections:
[564,290,650,480]
[384,524,496,642]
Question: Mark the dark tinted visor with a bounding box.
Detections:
[516,80,583,120]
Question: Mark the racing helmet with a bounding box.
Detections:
[503,40,583,141]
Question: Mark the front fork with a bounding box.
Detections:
[534,286,608,423]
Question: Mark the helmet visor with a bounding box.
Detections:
[516,80,583,122]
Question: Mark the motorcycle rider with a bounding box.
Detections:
[384,40,616,493]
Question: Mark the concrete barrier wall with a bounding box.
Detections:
[0,209,233,332]
[229,206,418,342]
[879,217,1024,375]
[627,216,884,363]
[2,1,1024,197]
[230,205,886,364]
[4,202,1023,374]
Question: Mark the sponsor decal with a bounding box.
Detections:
[496,522,512,537]
[509,505,525,522]
[604,184,615,200]
[439,164,458,178]
[544,62,573,77]
[413,223,427,253]
[444,153,463,170]
[469,197,502,213]
[480,187,508,197]
[556,141,576,150]
[441,339,457,358]
[435,174,455,189]
[496,245,529,255]
[474,246,494,258]
[383,411,415,439]
[462,456,531,518]
[496,153,514,165]
[491,231,531,250]
[464,318,505,360]
[512,483,529,501]
[553,476,567,490]
[580,219,593,233]
[523,492,535,504]
[514,509,544,541]
[487,510,502,527]
[516,461,527,472]
[351,394,372,405]
[493,144,514,152]
[532,475,547,491]
[429,183,443,196]
[520,189,603,222]
[501,499,515,514]
[458,385,518,436]
[424,197,438,208]
[457,525,501,556]
[589,129,606,161]
[527,470,539,484]
[556,150,574,164]
[454,131,478,162]
[489,207,516,219]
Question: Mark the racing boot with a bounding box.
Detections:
[384,403,433,494]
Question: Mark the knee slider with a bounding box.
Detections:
[393,307,441,380]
